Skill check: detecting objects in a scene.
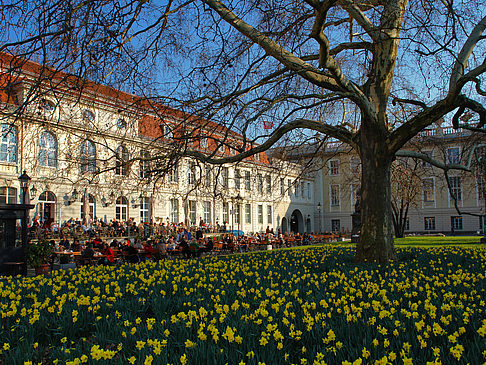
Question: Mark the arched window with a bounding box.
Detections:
[80,140,96,172]
[115,145,129,176]
[81,194,96,222]
[115,196,128,221]
[36,191,56,224]
[0,124,17,163]
[39,132,57,167]
[0,187,17,204]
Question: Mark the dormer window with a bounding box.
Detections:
[82,110,95,123]
[200,137,208,149]
[164,125,173,139]
[40,98,55,112]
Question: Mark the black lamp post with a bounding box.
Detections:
[317,202,321,233]
[235,193,243,236]
[18,171,31,248]
[18,171,31,205]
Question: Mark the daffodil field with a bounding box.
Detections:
[1,245,486,364]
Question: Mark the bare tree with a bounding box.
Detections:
[0,0,485,262]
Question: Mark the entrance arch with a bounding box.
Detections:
[290,209,304,233]
[36,191,56,227]
[281,217,288,234]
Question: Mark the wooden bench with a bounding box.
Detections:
[2,262,25,276]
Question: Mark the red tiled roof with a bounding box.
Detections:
[0,52,270,165]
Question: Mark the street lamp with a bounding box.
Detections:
[18,171,32,248]
[235,193,243,236]
[317,202,322,233]
[18,170,31,205]
[29,185,37,201]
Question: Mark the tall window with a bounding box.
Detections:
[170,163,179,183]
[189,200,197,225]
[330,184,340,207]
[451,216,463,230]
[422,150,433,167]
[223,202,229,224]
[257,174,263,193]
[257,205,263,224]
[300,182,305,197]
[266,175,272,194]
[295,182,299,197]
[115,145,129,176]
[170,198,179,223]
[140,197,151,223]
[307,183,311,199]
[423,178,435,203]
[447,147,460,164]
[140,151,150,179]
[329,159,340,175]
[39,132,57,167]
[204,201,212,223]
[245,203,251,224]
[477,176,486,201]
[222,167,229,188]
[80,140,96,173]
[234,203,241,225]
[234,169,241,190]
[350,158,360,174]
[351,184,360,208]
[0,124,17,162]
[267,205,272,224]
[0,187,17,204]
[205,166,212,188]
[288,179,291,196]
[331,219,340,232]
[188,161,196,185]
[244,171,251,191]
[81,194,96,221]
[424,217,435,230]
[448,176,462,203]
[280,178,285,195]
[115,197,128,221]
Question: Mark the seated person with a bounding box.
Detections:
[143,241,154,261]
[81,243,95,263]
[122,242,139,263]
[71,239,83,252]
[59,236,70,250]
[154,239,168,260]
[167,238,177,251]
[100,243,115,265]
[180,237,190,258]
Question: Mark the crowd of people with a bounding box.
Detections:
[48,218,319,267]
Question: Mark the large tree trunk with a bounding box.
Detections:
[355,128,396,262]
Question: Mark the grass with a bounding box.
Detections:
[394,235,483,246]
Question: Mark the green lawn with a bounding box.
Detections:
[394,235,483,246]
